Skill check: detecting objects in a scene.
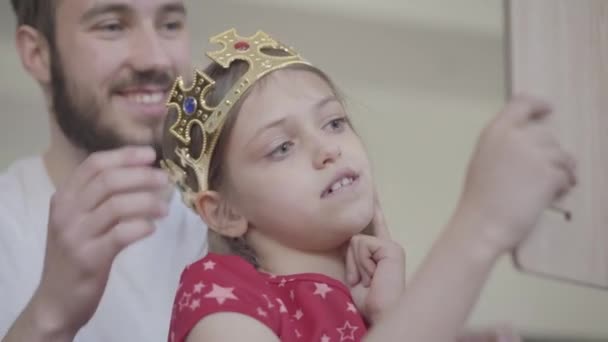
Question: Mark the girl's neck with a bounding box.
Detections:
[256,240,348,284]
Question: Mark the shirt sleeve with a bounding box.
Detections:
[169,255,281,342]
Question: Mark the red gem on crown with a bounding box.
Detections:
[234,41,250,51]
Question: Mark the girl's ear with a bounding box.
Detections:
[195,190,248,238]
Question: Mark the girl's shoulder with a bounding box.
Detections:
[175,253,276,315]
[180,252,264,287]
[170,253,282,341]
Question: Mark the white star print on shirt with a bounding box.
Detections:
[276,298,288,313]
[257,307,268,317]
[293,309,303,320]
[346,302,357,313]
[193,281,205,294]
[313,282,333,299]
[204,283,238,304]
[189,298,201,310]
[321,334,331,342]
[262,294,275,308]
[178,291,192,311]
[203,260,216,270]
[337,321,358,341]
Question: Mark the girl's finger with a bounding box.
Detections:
[371,192,391,239]
[357,237,379,278]
[345,242,360,286]
[354,237,377,287]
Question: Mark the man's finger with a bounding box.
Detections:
[96,219,156,259]
[65,146,157,194]
[84,192,168,238]
[79,166,169,211]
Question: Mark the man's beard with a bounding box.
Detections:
[49,47,172,166]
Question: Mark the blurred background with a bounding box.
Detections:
[1,0,607,340]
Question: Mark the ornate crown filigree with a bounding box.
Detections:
[161,29,310,209]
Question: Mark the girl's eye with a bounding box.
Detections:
[326,117,348,132]
[268,141,294,160]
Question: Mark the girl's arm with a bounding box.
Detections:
[365,95,575,342]
[364,208,500,342]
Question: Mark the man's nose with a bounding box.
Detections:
[128,27,172,72]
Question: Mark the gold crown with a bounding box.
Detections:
[161,29,310,209]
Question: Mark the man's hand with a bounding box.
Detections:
[4,146,170,341]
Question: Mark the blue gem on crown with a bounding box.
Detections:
[183,96,197,116]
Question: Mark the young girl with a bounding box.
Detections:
[161,29,575,342]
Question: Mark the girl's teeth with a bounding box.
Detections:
[328,177,354,195]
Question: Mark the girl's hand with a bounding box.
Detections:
[456,94,577,256]
[347,195,406,324]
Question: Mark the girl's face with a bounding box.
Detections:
[223,69,375,251]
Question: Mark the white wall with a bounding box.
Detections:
[1,0,607,338]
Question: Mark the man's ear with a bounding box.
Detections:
[195,190,248,238]
[15,25,51,84]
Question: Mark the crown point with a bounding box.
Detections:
[183,96,197,116]
[234,41,250,51]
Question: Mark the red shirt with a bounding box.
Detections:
[169,253,368,341]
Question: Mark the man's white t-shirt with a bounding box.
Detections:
[0,156,208,341]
